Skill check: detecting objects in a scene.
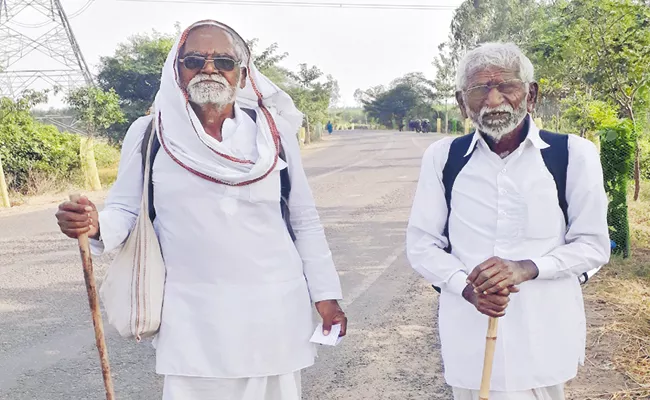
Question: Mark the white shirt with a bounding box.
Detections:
[92,104,343,378]
[406,118,610,391]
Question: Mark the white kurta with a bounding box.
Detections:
[406,118,610,392]
[92,104,343,381]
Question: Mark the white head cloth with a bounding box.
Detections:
[152,20,303,186]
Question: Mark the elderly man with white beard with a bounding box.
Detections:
[55,20,346,400]
[406,43,610,400]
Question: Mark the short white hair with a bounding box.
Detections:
[455,42,535,91]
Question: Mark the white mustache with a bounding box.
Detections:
[188,74,229,87]
[479,104,514,119]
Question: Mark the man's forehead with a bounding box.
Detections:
[182,26,235,54]
[468,66,518,84]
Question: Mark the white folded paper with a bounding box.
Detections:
[310,323,343,346]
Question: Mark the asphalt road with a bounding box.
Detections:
[0,130,451,399]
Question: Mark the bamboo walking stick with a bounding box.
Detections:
[69,194,116,400]
[479,317,499,400]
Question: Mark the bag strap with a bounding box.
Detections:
[441,133,476,254]
[141,118,160,223]
[140,120,157,220]
[538,130,569,227]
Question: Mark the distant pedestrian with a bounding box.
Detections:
[326,121,333,135]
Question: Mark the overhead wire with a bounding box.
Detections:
[6,0,96,28]
[113,0,461,10]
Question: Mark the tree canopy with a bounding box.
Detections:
[434,0,650,198]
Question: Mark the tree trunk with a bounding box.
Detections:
[304,118,311,145]
[444,100,449,134]
[80,136,102,191]
[629,107,641,201]
[0,155,10,208]
[634,142,641,201]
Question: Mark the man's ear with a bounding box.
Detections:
[240,67,248,89]
[527,82,539,113]
[456,91,468,119]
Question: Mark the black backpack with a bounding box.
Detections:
[432,128,571,293]
[140,108,296,241]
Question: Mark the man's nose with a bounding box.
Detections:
[485,86,505,109]
[201,60,217,75]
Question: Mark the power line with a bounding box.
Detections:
[69,0,96,18]
[5,0,96,28]
[114,0,461,10]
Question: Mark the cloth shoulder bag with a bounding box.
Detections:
[99,120,166,340]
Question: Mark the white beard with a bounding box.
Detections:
[186,73,237,108]
[467,99,528,142]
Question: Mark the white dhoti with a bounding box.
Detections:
[452,384,565,400]
[162,371,302,400]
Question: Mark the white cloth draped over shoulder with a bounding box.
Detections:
[91,19,343,383]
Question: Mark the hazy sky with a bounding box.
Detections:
[17,0,461,107]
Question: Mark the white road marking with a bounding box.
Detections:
[340,245,405,308]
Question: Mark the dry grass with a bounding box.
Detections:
[98,166,118,187]
[583,181,650,399]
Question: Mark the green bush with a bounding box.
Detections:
[0,104,81,193]
[600,120,635,257]
[93,141,121,169]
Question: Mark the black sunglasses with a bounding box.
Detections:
[179,55,239,72]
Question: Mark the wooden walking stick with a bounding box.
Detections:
[479,317,499,400]
[69,194,116,400]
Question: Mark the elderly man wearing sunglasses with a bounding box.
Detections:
[407,42,610,400]
[56,20,346,400]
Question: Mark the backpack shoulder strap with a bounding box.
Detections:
[140,118,160,223]
[538,130,569,226]
[241,107,257,122]
[441,133,476,253]
[278,143,295,241]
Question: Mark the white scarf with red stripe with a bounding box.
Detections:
[152,20,303,186]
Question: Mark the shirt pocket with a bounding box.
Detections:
[523,175,563,239]
[248,161,286,204]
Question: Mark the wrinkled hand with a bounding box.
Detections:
[462,284,513,318]
[55,196,100,240]
[467,257,538,295]
[315,300,347,337]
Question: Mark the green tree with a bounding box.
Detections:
[432,43,457,133]
[362,83,422,130]
[540,0,650,200]
[66,87,125,190]
[285,64,337,144]
[97,30,175,142]
[441,0,650,199]
[562,95,618,139]
[247,38,293,87]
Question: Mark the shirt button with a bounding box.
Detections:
[499,189,507,195]
[501,168,507,174]
[499,210,507,216]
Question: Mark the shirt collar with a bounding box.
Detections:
[463,114,549,157]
